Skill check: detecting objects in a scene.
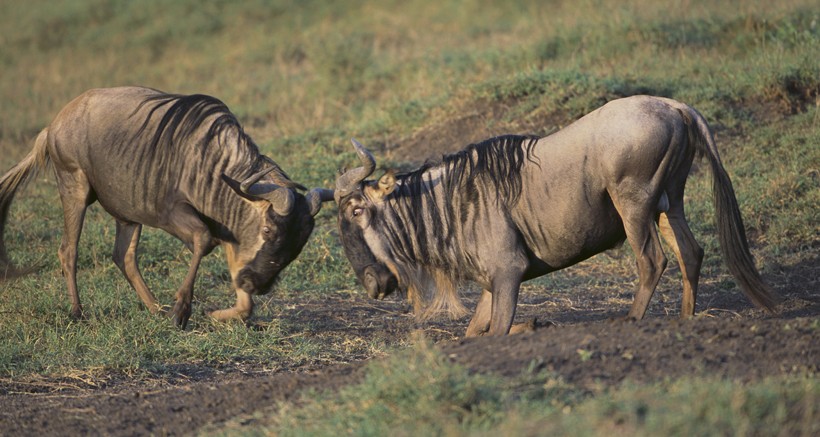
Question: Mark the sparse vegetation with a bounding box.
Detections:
[215,339,817,437]
[0,0,817,434]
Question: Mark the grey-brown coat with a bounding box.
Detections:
[334,96,778,336]
[0,87,333,328]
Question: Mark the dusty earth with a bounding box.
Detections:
[2,99,819,436]
[1,270,817,436]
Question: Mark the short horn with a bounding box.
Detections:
[239,167,294,215]
[306,188,336,216]
[335,138,376,197]
[240,167,274,195]
[265,186,294,216]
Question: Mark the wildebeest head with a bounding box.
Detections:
[223,166,333,295]
[334,139,399,300]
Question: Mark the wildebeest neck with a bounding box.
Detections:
[376,134,540,267]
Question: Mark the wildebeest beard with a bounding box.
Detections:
[335,100,780,336]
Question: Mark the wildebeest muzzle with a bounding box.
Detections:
[361,263,398,300]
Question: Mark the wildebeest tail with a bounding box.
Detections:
[687,111,779,312]
[0,128,50,279]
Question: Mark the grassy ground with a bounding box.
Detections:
[214,338,818,437]
[0,0,817,434]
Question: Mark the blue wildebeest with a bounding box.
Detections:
[333,96,779,336]
[0,86,334,328]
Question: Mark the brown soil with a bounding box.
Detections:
[373,97,575,167]
[2,282,816,436]
[1,101,818,436]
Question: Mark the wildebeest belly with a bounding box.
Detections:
[91,181,216,254]
[78,168,191,239]
[512,185,625,278]
[94,188,165,226]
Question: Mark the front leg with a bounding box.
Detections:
[465,289,492,337]
[207,243,254,322]
[113,221,163,314]
[468,224,528,336]
[209,288,253,322]
[487,272,522,336]
[169,207,214,329]
[465,288,538,337]
[172,234,211,329]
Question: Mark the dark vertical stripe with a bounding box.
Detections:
[376,134,541,276]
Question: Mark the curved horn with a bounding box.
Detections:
[306,188,336,216]
[240,167,295,216]
[335,138,376,197]
[240,167,274,195]
[264,187,295,216]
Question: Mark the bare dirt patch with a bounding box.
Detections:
[1,282,816,436]
[376,98,575,167]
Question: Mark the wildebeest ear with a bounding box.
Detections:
[374,171,396,199]
[306,188,335,216]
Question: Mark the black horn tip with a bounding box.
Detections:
[335,138,378,196]
[307,188,335,216]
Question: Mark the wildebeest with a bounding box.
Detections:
[0,86,334,328]
[333,95,779,336]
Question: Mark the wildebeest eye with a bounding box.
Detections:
[262,226,272,235]
[352,207,364,217]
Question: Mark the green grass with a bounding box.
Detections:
[209,339,818,436]
[0,0,818,432]
[0,0,816,371]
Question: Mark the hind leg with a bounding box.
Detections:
[659,210,704,318]
[113,221,163,314]
[621,207,668,320]
[55,171,94,319]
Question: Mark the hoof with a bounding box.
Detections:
[509,318,537,334]
[172,302,192,330]
[611,315,638,323]
[69,309,86,321]
[173,313,190,330]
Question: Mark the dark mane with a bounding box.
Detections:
[130,92,303,189]
[135,93,250,157]
[443,134,540,203]
[382,134,540,266]
[396,133,540,213]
